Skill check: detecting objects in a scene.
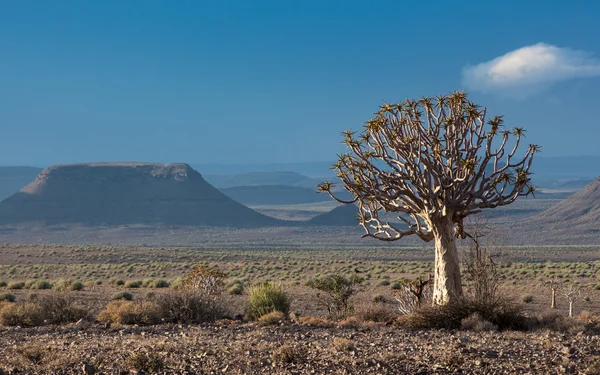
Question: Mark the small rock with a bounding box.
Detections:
[82,363,96,375]
[482,350,499,358]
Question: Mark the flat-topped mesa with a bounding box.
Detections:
[0,162,280,227]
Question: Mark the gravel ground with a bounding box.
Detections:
[1,321,600,374]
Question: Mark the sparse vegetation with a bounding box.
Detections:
[246,282,291,320]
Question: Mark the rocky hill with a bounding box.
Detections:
[533,177,600,225]
[0,166,42,201]
[0,163,281,227]
[306,204,360,226]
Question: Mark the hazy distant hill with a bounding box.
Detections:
[0,166,43,201]
[221,185,333,205]
[0,163,282,227]
[306,204,359,226]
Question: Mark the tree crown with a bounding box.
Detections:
[318,91,540,242]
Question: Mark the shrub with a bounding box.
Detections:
[298,316,334,328]
[408,296,526,331]
[522,295,533,303]
[332,337,355,352]
[390,281,403,290]
[0,293,16,302]
[0,281,7,288]
[123,352,165,373]
[150,279,170,288]
[113,279,125,286]
[245,282,291,320]
[70,281,84,291]
[355,302,395,323]
[97,300,161,325]
[152,290,227,323]
[26,280,53,290]
[124,280,142,288]
[53,279,84,292]
[271,344,300,365]
[228,283,244,295]
[7,282,25,290]
[527,310,586,333]
[258,310,286,325]
[0,293,88,326]
[461,312,498,332]
[307,274,363,320]
[110,291,134,301]
[184,265,226,295]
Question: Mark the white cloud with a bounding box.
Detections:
[462,43,600,97]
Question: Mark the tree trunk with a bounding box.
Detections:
[569,301,573,318]
[431,215,463,305]
[551,289,556,309]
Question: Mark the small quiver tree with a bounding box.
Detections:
[318,91,539,305]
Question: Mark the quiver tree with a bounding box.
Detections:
[318,91,539,305]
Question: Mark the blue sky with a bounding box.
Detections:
[1,1,600,167]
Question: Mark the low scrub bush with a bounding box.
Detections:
[124,280,142,288]
[26,280,52,290]
[461,312,498,332]
[152,290,227,323]
[7,282,25,290]
[0,281,7,288]
[307,274,363,321]
[53,279,84,292]
[150,279,170,288]
[298,316,334,328]
[522,295,533,303]
[526,310,587,334]
[0,293,88,326]
[0,293,16,302]
[123,351,165,373]
[258,310,286,325]
[97,300,162,325]
[355,302,395,323]
[408,296,526,331]
[245,282,291,320]
[110,291,134,301]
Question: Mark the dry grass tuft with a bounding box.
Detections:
[258,310,286,325]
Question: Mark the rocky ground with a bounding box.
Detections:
[1,321,600,375]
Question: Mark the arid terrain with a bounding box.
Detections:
[1,244,600,374]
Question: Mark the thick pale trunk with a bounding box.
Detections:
[432,215,463,305]
[569,301,573,318]
[551,290,556,309]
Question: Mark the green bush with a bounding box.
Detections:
[0,293,16,302]
[0,281,7,288]
[150,279,170,288]
[227,282,244,295]
[522,295,533,303]
[110,291,134,301]
[69,281,84,291]
[26,280,53,290]
[245,282,291,320]
[7,282,25,290]
[53,279,84,292]
[125,280,142,288]
[307,274,363,320]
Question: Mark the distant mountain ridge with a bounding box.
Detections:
[0,163,281,227]
[0,166,43,201]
